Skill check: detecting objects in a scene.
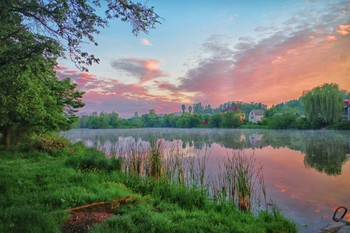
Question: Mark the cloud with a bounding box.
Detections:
[56,68,98,89]
[111,58,167,84]
[337,24,350,35]
[56,66,182,117]
[140,38,152,46]
[177,2,350,107]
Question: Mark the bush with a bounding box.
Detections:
[65,147,123,172]
[23,135,70,155]
[330,119,350,130]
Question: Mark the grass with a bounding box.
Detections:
[0,137,297,233]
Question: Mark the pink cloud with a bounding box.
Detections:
[55,68,180,116]
[56,69,98,89]
[111,58,167,84]
[179,25,350,107]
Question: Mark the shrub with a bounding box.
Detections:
[330,119,350,130]
[23,135,70,155]
[65,147,123,172]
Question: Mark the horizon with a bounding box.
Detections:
[57,0,350,118]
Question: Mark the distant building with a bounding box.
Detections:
[249,109,265,123]
[344,99,350,121]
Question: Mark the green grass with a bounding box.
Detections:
[0,141,297,233]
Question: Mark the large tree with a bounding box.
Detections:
[0,0,160,148]
[302,83,344,125]
[0,0,161,71]
[0,35,84,148]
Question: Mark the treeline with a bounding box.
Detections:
[74,84,350,130]
[74,101,266,129]
[73,100,306,129]
[75,111,244,129]
[180,101,267,114]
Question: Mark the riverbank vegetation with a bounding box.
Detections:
[74,83,350,130]
[0,136,296,233]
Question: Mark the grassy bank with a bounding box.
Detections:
[0,138,296,233]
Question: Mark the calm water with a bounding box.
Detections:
[62,128,350,232]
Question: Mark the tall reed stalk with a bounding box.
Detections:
[219,151,267,212]
[92,135,267,213]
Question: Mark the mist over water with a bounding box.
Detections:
[62,128,350,233]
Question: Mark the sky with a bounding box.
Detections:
[57,0,350,117]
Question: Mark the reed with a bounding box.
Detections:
[220,151,267,212]
[90,135,267,213]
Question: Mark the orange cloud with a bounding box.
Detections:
[336,25,350,35]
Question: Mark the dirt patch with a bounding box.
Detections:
[62,211,113,233]
[62,196,132,233]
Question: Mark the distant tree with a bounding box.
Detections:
[188,114,202,128]
[302,83,343,125]
[193,103,203,114]
[181,104,186,114]
[108,112,121,128]
[209,113,222,128]
[203,104,213,114]
[141,109,160,127]
[221,111,241,128]
[188,105,193,114]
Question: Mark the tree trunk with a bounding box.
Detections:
[4,125,12,149]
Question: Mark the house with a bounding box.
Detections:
[344,99,350,121]
[249,109,265,123]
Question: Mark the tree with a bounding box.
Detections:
[193,103,203,114]
[0,55,84,148]
[188,105,192,114]
[221,110,241,128]
[209,113,222,128]
[1,0,161,71]
[302,83,343,125]
[181,104,186,114]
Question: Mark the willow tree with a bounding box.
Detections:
[302,83,343,125]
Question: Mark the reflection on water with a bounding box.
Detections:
[304,137,348,176]
[61,128,350,232]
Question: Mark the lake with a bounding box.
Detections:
[62,128,350,232]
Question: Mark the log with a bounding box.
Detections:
[66,195,132,213]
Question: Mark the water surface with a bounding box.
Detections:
[62,128,350,232]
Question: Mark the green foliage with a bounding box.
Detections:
[0,19,84,148]
[181,104,186,113]
[65,147,123,172]
[302,83,344,126]
[221,110,242,128]
[329,118,350,130]
[25,135,70,155]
